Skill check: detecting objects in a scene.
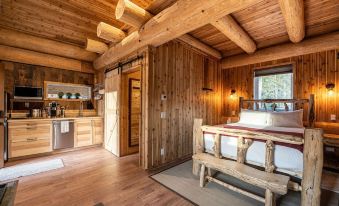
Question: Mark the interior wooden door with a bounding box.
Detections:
[104,70,120,156]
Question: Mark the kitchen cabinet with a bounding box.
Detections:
[8,121,52,158]
[92,119,103,144]
[8,117,103,158]
[74,119,93,147]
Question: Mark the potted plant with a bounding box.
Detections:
[58,92,64,99]
[75,93,81,99]
[66,92,72,99]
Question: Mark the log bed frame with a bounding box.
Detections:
[192,94,323,206]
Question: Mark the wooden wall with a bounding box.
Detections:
[146,40,222,169]
[222,49,339,133]
[1,61,94,110]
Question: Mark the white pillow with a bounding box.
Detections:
[268,110,304,128]
[238,109,269,126]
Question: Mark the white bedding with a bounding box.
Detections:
[203,123,304,178]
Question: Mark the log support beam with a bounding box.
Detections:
[222,32,339,69]
[86,38,108,54]
[0,44,94,73]
[115,0,222,60]
[278,0,305,43]
[95,0,261,69]
[0,28,97,62]
[211,15,256,53]
[97,22,126,43]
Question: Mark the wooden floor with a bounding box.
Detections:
[7,147,192,206]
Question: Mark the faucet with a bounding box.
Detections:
[79,101,84,117]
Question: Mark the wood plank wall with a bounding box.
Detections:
[147,40,222,169]
[222,49,339,133]
[1,61,94,110]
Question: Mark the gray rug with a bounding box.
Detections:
[151,160,339,206]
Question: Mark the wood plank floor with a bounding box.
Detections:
[6,147,192,206]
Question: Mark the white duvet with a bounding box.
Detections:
[203,123,304,178]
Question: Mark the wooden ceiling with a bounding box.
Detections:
[0,0,338,57]
[190,0,339,57]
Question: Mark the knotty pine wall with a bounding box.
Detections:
[222,49,339,133]
[146,40,222,168]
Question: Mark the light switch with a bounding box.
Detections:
[161,112,166,119]
[161,148,165,156]
[330,114,336,121]
[231,111,236,116]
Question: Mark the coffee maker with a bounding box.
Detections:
[50,102,58,117]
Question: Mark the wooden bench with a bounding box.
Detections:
[193,153,290,206]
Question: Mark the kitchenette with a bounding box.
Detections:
[1,61,104,161]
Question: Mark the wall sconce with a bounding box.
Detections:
[326,83,335,96]
[230,89,236,98]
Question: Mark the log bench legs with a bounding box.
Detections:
[199,163,277,206]
[199,164,206,187]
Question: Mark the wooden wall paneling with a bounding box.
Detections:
[146,40,222,169]
[222,49,339,133]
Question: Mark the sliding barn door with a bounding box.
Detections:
[104,70,120,156]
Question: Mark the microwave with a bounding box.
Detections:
[14,86,43,100]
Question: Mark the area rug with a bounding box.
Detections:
[0,159,64,182]
[150,160,339,206]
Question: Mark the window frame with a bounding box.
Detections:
[252,63,296,111]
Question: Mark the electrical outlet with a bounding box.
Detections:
[231,111,236,116]
[161,148,165,156]
[330,114,336,121]
[161,112,166,119]
[161,94,167,101]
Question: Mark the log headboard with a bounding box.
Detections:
[239,94,315,127]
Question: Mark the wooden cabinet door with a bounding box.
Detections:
[92,119,103,145]
[74,120,93,147]
[8,121,52,158]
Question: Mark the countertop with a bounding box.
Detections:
[7,116,103,122]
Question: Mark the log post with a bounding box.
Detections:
[301,128,323,206]
[237,137,253,164]
[85,38,108,54]
[97,22,126,43]
[193,118,203,176]
[200,164,206,187]
[214,133,221,158]
[265,139,276,206]
[115,0,153,28]
[265,140,275,173]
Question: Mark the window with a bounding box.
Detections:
[254,65,293,110]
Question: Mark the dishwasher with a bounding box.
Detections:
[53,120,74,150]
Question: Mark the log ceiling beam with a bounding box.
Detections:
[211,15,256,54]
[97,22,126,43]
[86,38,109,54]
[0,28,97,62]
[115,0,222,59]
[221,32,339,69]
[94,0,261,69]
[115,0,153,28]
[0,44,95,73]
[278,0,305,43]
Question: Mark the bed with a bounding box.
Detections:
[192,95,323,206]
